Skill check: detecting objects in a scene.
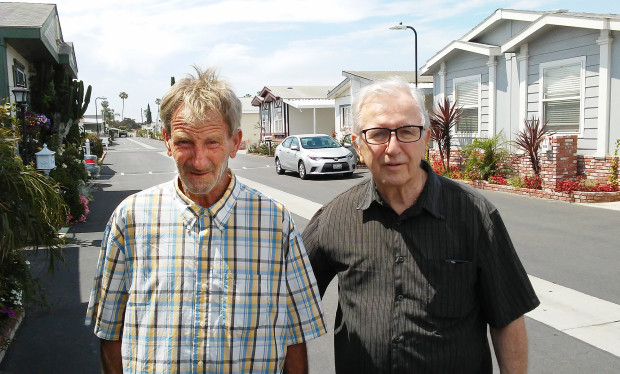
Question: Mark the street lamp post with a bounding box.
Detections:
[95,96,107,135]
[12,86,30,164]
[390,22,418,87]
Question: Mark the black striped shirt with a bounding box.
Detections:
[303,161,539,374]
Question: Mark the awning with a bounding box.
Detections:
[283,99,334,109]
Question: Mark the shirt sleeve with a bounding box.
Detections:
[282,211,327,345]
[85,206,129,340]
[302,207,337,297]
[477,206,540,328]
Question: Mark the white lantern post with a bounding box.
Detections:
[35,144,56,175]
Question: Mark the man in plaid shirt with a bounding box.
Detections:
[86,66,326,373]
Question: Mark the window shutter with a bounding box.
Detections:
[455,78,479,133]
[456,79,478,107]
[542,62,581,131]
[544,63,580,99]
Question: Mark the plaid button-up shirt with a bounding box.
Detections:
[86,173,326,373]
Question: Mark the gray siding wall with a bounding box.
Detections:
[442,50,489,143]
[525,26,601,153]
[474,20,531,45]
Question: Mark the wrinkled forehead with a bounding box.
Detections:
[171,104,224,127]
[359,90,421,125]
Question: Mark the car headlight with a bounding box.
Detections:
[307,155,320,161]
[346,152,353,158]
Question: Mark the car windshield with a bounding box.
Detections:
[301,136,341,149]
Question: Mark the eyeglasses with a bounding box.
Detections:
[361,125,424,145]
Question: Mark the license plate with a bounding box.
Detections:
[333,163,342,170]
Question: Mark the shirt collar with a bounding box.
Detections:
[172,170,240,230]
[357,160,444,219]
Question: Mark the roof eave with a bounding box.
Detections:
[502,14,620,53]
[462,9,543,42]
[420,41,501,75]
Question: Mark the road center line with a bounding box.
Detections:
[237,175,620,358]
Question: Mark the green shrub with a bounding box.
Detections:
[462,131,512,181]
[49,144,89,224]
[247,142,276,156]
[508,175,523,188]
[85,133,103,158]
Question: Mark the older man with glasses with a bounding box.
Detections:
[303,77,539,374]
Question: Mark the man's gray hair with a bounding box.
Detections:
[351,77,429,141]
[160,66,242,136]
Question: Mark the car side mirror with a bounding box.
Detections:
[291,145,299,151]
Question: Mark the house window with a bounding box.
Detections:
[261,104,270,133]
[540,58,584,132]
[273,101,284,133]
[13,59,27,87]
[454,76,480,133]
[341,105,351,133]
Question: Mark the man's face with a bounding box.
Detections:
[163,105,241,207]
[352,88,430,194]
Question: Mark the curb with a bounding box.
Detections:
[0,309,25,364]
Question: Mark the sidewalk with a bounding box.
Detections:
[0,173,131,373]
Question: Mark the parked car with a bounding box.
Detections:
[83,154,100,178]
[274,134,356,179]
[118,130,128,137]
[340,133,358,164]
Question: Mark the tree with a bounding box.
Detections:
[119,91,128,120]
[170,77,175,86]
[429,97,462,174]
[155,98,161,124]
[145,104,152,124]
[514,117,553,176]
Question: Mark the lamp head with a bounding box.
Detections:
[389,22,407,30]
[12,86,30,104]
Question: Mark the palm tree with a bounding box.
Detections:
[119,92,128,120]
[155,98,161,125]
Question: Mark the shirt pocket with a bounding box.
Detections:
[226,273,275,332]
[426,259,476,319]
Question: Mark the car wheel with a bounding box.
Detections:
[298,161,307,180]
[275,158,285,175]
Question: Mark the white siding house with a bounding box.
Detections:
[327,71,433,140]
[251,86,335,141]
[421,9,620,157]
[0,3,78,104]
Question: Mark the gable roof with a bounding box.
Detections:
[420,8,620,76]
[327,71,432,98]
[238,96,259,113]
[0,2,78,78]
[252,85,333,108]
[0,2,56,27]
[502,11,620,52]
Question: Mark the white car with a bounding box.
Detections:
[274,134,356,179]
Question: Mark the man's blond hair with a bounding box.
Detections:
[160,66,241,135]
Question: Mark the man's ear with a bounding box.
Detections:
[352,134,365,164]
[162,127,172,156]
[229,129,243,158]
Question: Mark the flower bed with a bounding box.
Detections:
[459,179,620,203]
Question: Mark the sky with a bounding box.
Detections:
[15,0,619,121]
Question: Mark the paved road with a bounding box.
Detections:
[1,137,618,373]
